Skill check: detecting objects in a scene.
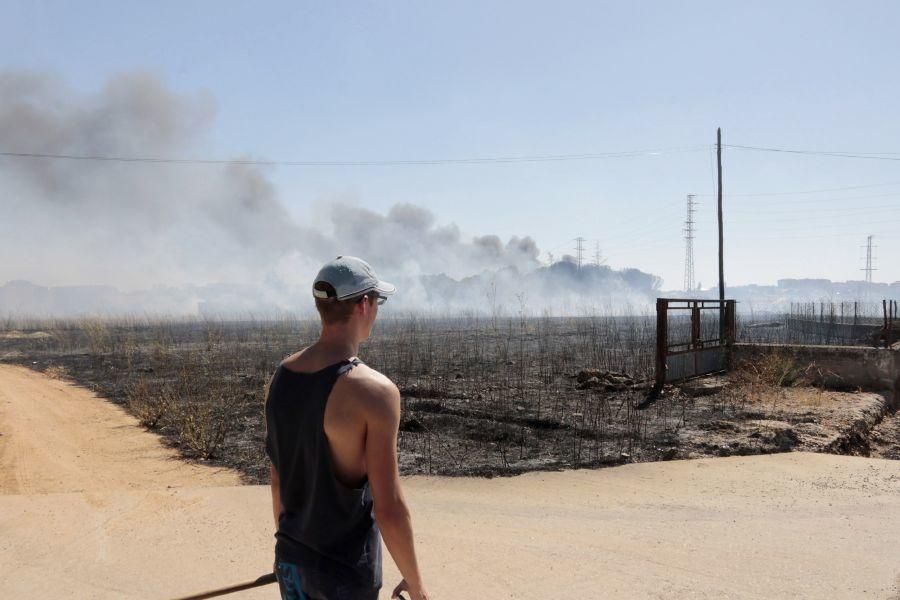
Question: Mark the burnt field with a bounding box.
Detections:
[1,314,894,482]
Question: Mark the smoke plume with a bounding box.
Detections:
[0,71,551,310]
[1,71,665,316]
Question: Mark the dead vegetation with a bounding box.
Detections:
[125,377,169,429]
[43,364,69,380]
[0,315,895,481]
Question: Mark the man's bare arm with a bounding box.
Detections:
[363,379,429,600]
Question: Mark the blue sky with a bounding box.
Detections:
[4,0,900,287]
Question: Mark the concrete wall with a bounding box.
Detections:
[733,343,900,406]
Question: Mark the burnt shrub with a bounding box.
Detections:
[126,377,172,429]
[173,388,239,460]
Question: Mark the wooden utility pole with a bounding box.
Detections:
[717,127,725,342]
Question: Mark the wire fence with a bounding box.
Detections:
[738,301,897,346]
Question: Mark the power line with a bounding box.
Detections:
[744,231,899,242]
[6,141,900,168]
[707,145,718,200]
[0,146,709,167]
[728,195,900,211]
[735,209,900,222]
[696,180,900,197]
[725,144,900,162]
[541,204,683,262]
[730,216,900,233]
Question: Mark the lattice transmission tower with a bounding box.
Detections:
[861,235,876,284]
[575,237,585,271]
[683,194,697,292]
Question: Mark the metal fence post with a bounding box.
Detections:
[655,298,668,389]
[691,301,701,378]
[725,300,736,344]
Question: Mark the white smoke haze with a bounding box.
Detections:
[0,70,663,317]
[1,70,331,289]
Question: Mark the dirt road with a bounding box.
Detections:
[0,364,240,494]
[1,365,899,599]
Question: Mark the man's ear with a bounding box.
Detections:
[355,295,370,316]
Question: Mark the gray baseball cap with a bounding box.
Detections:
[312,256,396,301]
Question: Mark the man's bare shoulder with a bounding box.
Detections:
[338,363,400,419]
[344,363,398,398]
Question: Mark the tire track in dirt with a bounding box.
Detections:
[0,365,240,495]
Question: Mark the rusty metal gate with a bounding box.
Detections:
[654,298,736,388]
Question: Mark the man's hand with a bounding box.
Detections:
[392,578,429,600]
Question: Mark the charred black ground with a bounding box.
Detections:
[1,316,896,483]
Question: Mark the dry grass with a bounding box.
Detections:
[741,349,803,388]
[1,313,662,475]
[126,378,172,429]
[173,395,236,460]
[777,387,830,409]
[4,312,872,477]
[43,364,69,380]
[0,330,53,340]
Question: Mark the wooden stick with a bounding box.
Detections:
[171,572,277,600]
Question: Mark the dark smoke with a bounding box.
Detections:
[3,70,600,315]
[0,70,330,296]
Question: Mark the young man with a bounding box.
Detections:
[265,256,429,600]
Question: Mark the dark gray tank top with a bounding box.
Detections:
[265,357,382,590]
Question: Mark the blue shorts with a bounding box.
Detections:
[275,560,380,600]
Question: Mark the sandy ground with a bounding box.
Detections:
[1,365,899,599]
[0,364,241,494]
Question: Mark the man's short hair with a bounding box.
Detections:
[314,281,372,324]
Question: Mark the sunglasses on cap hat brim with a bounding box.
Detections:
[313,286,388,305]
[351,291,388,305]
